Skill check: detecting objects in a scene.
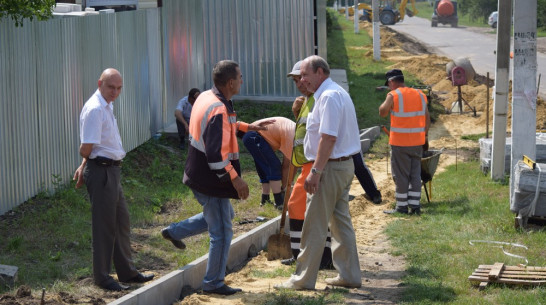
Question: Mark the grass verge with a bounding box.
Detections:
[386,160,546,304]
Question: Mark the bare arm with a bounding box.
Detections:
[175,110,189,130]
[73,143,93,189]
[248,119,276,131]
[379,93,394,117]
[304,134,336,194]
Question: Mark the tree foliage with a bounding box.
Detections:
[457,0,497,23]
[538,0,546,29]
[0,0,55,26]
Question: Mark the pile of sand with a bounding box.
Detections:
[361,21,546,131]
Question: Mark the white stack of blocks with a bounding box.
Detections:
[53,3,100,17]
[479,133,546,174]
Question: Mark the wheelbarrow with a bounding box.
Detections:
[421,149,442,203]
[381,126,442,203]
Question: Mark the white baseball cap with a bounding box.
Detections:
[287,60,303,77]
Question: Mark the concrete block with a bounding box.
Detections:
[180,256,208,289]
[0,264,18,287]
[361,139,371,153]
[227,234,253,270]
[479,134,546,174]
[54,3,81,13]
[359,126,380,142]
[99,9,115,14]
[511,161,546,217]
[110,216,282,305]
[53,4,72,13]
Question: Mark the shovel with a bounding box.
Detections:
[266,163,295,261]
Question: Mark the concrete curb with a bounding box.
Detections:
[109,216,281,305]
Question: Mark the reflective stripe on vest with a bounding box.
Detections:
[389,88,427,146]
[189,90,239,179]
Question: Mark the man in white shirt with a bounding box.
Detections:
[175,88,200,149]
[73,68,154,291]
[275,55,362,290]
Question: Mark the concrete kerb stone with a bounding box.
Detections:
[359,126,381,153]
[109,216,282,305]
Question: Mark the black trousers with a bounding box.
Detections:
[84,160,138,286]
[353,153,381,198]
[176,119,187,145]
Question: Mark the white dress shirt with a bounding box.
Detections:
[304,78,360,160]
[80,89,126,160]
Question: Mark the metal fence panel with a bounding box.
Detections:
[0,0,319,215]
[199,0,315,98]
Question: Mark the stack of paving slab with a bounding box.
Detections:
[479,133,546,174]
[511,160,546,217]
[52,3,101,18]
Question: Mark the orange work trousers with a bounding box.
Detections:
[288,162,312,220]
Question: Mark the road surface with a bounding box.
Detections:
[386,16,546,98]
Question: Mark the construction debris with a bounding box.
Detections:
[468,263,546,290]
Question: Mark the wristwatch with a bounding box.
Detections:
[311,168,322,175]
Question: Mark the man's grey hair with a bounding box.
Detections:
[304,55,330,76]
[213,60,239,87]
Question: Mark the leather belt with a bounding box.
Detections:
[328,156,351,162]
[91,156,122,167]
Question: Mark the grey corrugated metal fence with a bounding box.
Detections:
[0,0,324,215]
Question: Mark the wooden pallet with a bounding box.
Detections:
[468,262,546,290]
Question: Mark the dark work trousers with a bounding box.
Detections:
[391,145,423,209]
[176,119,187,146]
[352,153,381,198]
[84,160,138,286]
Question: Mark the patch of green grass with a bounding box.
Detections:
[386,161,546,304]
[251,267,295,279]
[263,288,348,305]
[460,133,491,141]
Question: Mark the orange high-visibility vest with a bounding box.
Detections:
[389,87,427,146]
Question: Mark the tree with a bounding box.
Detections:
[538,0,546,29]
[458,0,497,23]
[0,0,55,27]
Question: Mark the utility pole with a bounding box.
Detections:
[354,1,359,34]
[510,1,537,199]
[372,0,380,61]
[490,0,511,180]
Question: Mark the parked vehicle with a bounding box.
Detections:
[431,0,458,28]
[488,11,498,28]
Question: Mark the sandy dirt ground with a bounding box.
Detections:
[4,17,546,305]
[176,21,513,305]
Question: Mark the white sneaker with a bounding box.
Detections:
[324,276,361,288]
[273,280,307,290]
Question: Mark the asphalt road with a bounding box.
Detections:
[386,16,546,98]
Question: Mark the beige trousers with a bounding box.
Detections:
[287,159,361,289]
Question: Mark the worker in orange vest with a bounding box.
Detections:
[379,69,430,215]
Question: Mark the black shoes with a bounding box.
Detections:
[364,193,383,204]
[203,284,242,295]
[127,273,154,283]
[383,207,409,215]
[281,257,296,265]
[161,228,186,249]
[101,281,129,291]
[384,206,421,215]
[409,206,421,215]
